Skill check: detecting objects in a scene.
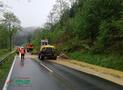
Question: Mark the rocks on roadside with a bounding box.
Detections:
[58,53,69,59]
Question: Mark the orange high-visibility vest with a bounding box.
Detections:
[20,48,25,54]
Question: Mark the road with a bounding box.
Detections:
[6,55,123,90]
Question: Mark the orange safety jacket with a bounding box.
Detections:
[20,48,26,54]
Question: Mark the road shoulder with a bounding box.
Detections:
[30,55,123,86]
[49,58,123,86]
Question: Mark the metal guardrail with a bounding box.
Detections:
[0,50,15,65]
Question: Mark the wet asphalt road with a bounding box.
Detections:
[7,55,123,90]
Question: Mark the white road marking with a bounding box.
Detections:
[40,63,53,73]
[3,56,17,90]
[32,58,53,73]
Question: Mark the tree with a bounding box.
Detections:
[0,24,9,49]
[32,0,123,54]
[2,12,21,51]
[48,0,70,24]
[81,0,123,52]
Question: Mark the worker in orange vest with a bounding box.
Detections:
[20,47,26,61]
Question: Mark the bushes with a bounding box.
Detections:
[68,51,123,71]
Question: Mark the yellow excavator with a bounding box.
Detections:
[38,40,57,60]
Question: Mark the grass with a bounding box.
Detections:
[68,51,123,72]
[0,50,15,88]
[0,49,9,57]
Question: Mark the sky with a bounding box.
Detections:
[2,0,56,27]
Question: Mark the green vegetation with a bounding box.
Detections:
[32,0,123,71]
[0,11,20,88]
[68,51,123,71]
[0,49,9,57]
[0,53,15,88]
[0,12,21,51]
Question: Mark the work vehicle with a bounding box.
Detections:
[26,43,34,52]
[38,45,57,60]
[38,40,57,60]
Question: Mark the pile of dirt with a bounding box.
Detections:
[58,53,69,59]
